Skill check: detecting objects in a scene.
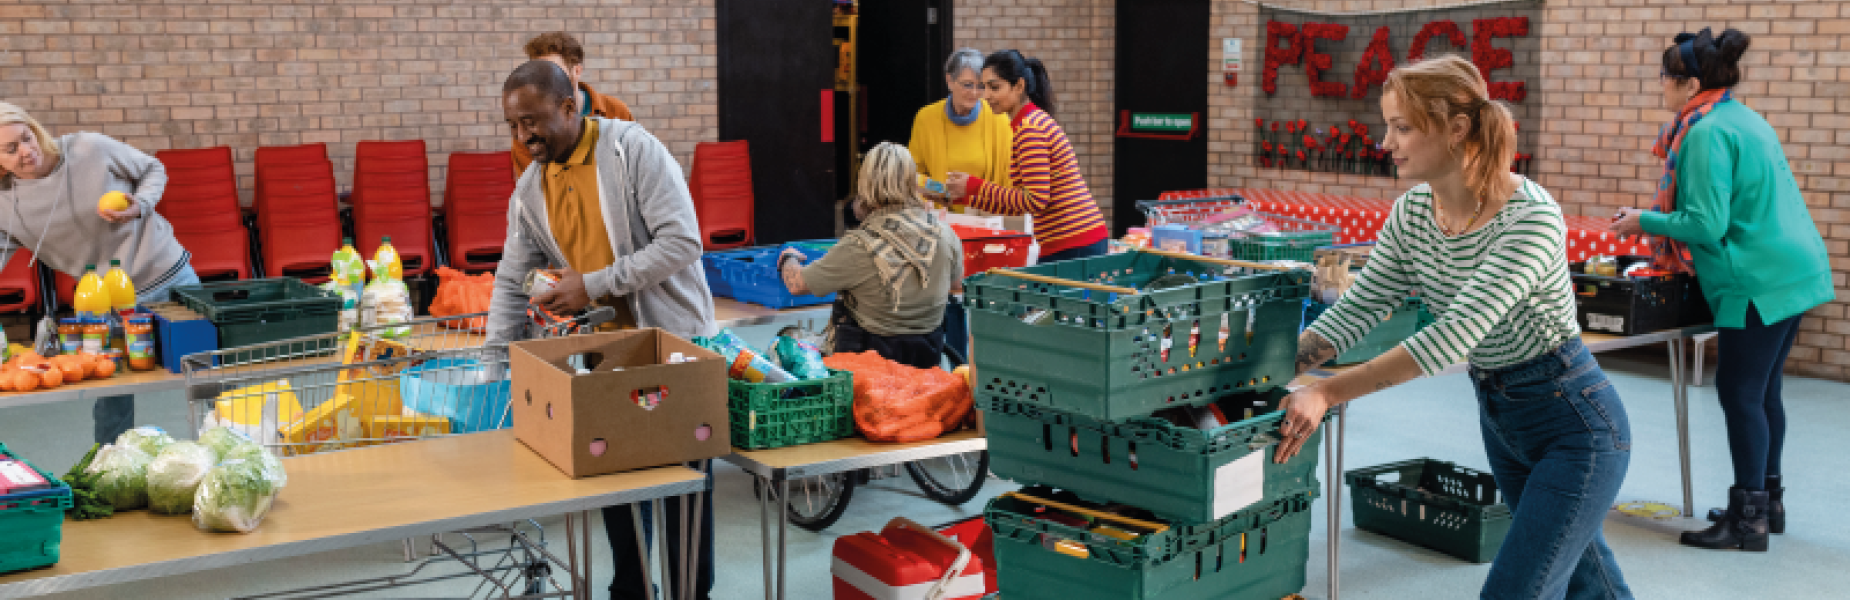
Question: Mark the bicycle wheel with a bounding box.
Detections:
[906,450,989,505]
[754,473,857,532]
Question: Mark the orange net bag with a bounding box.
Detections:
[428,267,494,330]
[823,351,973,443]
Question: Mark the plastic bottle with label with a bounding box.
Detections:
[362,237,411,337]
[73,264,111,318]
[103,259,137,316]
[331,238,366,332]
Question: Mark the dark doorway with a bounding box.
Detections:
[856,0,956,150]
[1113,0,1211,236]
[718,0,838,244]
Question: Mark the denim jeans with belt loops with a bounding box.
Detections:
[1471,337,1634,600]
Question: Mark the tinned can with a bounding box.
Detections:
[523,269,560,296]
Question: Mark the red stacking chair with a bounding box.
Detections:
[254,144,341,283]
[350,141,433,276]
[154,146,253,281]
[689,141,754,250]
[0,249,43,315]
[442,151,514,272]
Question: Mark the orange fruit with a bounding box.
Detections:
[39,366,62,389]
[13,371,38,392]
[92,360,117,379]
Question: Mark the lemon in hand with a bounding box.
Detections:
[97,191,130,212]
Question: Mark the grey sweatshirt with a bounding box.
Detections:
[0,132,192,292]
[486,117,716,345]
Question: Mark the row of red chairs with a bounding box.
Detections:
[0,139,757,316]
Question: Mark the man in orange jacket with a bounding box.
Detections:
[512,32,636,177]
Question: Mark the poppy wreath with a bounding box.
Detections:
[1302,23,1350,97]
[1352,26,1395,99]
[1472,17,1530,102]
[1409,20,1467,62]
[1263,21,1304,95]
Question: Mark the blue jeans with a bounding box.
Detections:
[1472,338,1634,600]
[95,265,200,443]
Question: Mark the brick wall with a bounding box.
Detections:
[0,0,718,205]
[953,0,1116,225]
[1210,0,1850,380]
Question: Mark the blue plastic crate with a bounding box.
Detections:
[702,247,762,299]
[715,244,836,309]
[401,357,513,433]
[153,310,218,374]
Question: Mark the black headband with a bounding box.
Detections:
[1673,30,1706,78]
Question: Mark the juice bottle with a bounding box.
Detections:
[373,236,402,282]
[72,264,111,318]
[103,259,137,317]
[331,238,366,331]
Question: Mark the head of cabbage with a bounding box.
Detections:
[196,427,254,461]
[85,444,153,511]
[192,455,287,534]
[116,426,175,457]
[146,442,218,514]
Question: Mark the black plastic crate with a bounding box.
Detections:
[1571,256,1711,335]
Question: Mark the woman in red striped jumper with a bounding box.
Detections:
[945,50,1110,262]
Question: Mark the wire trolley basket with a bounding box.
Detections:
[1135,196,1248,228]
[184,307,616,457]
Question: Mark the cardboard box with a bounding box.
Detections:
[510,329,730,478]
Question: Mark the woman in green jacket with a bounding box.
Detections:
[1612,28,1835,553]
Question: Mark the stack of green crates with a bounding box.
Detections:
[965,250,1321,599]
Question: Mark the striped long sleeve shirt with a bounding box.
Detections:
[1307,177,1581,376]
[960,103,1108,255]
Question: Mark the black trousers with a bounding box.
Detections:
[604,463,715,600]
[1714,303,1803,490]
[832,299,947,369]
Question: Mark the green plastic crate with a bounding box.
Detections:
[986,487,1314,600]
[1346,458,1511,563]
[173,278,340,350]
[982,389,1323,523]
[964,252,1309,422]
[1227,213,1339,263]
[1303,297,1433,366]
[726,369,855,450]
[0,442,70,575]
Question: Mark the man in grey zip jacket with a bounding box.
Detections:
[489,61,717,599]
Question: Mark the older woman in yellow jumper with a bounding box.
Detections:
[908,47,1011,364]
[910,47,1013,208]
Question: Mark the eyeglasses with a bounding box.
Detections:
[952,82,981,91]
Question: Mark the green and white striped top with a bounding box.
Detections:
[1308,176,1581,376]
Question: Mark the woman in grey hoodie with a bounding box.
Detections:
[0,102,199,443]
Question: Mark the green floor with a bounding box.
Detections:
[4,344,1848,599]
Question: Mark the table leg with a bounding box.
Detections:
[1673,337,1695,517]
[655,498,673,600]
[633,504,655,600]
[565,512,581,600]
[760,475,773,600]
[582,510,593,600]
[778,477,789,600]
[1325,405,1340,600]
[688,466,707,600]
[679,494,692,600]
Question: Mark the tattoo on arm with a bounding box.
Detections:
[779,258,810,296]
[1295,331,1337,375]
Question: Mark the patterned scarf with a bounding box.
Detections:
[847,205,941,310]
[1649,88,1732,275]
[945,95,979,126]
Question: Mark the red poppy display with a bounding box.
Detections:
[1352,26,1395,99]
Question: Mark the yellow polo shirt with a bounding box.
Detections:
[542,118,635,329]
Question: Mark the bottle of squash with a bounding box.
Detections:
[103,259,137,317]
[72,264,111,318]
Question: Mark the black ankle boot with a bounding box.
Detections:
[1767,474,1785,534]
[1683,487,1770,551]
[1706,475,1785,534]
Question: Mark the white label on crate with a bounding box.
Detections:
[0,460,45,487]
[1213,451,1266,519]
[831,557,986,600]
[983,244,1006,254]
[1588,313,1625,333]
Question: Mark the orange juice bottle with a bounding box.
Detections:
[72,264,111,318]
[373,236,402,282]
[103,259,137,316]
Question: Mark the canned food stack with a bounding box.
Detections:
[963,250,1322,600]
